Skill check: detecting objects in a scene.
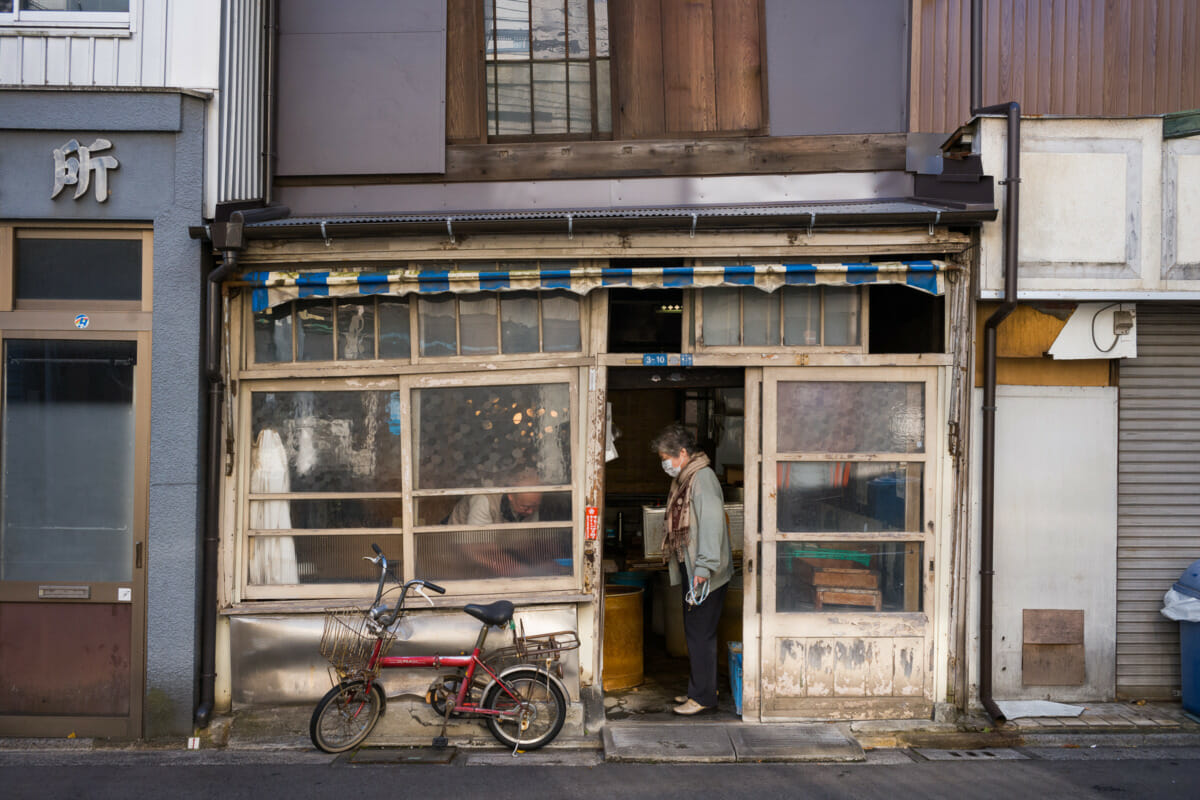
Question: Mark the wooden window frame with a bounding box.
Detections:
[692,285,869,354]
[245,291,588,370]
[237,369,583,601]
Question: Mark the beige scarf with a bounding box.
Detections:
[662,451,711,564]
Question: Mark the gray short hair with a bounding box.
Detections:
[650,423,696,457]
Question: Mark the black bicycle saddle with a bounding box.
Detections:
[463,600,514,627]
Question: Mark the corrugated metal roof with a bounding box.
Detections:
[241,198,994,236]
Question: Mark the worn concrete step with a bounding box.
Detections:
[603,722,864,763]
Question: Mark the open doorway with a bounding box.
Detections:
[601,366,745,721]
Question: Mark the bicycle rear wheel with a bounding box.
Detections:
[310,680,385,753]
[481,668,566,750]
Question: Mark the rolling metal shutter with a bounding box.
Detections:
[1117,303,1200,699]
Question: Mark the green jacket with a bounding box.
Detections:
[667,465,733,591]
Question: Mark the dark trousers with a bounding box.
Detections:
[681,579,728,708]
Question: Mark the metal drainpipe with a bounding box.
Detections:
[262,0,279,206]
[194,249,238,729]
[195,205,289,728]
[973,0,1019,727]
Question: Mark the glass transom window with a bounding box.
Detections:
[700,286,862,349]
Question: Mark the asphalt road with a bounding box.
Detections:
[1,746,1198,799]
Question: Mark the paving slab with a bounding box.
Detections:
[466,749,605,766]
[603,723,736,763]
[729,724,864,763]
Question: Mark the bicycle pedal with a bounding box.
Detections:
[432,736,449,748]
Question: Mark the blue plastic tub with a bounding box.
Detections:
[608,571,653,589]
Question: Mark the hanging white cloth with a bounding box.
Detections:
[249,428,299,585]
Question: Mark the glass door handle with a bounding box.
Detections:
[135,542,143,569]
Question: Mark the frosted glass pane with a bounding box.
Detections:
[776,541,923,613]
[776,462,922,532]
[254,304,293,363]
[824,287,860,345]
[460,295,499,355]
[777,382,925,453]
[378,299,411,359]
[501,293,539,353]
[533,62,568,134]
[415,528,572,581]
[419,296,457,356]
[495,63,533,135]
[533,0,566,59]
[1,340,135,583]
[743,290,780,347]
[702,288,740,345]
[337,301,375,360]
[542,292,581,352]
[297,301,333,362]
[782,287,819,345]
[414,383,571,490]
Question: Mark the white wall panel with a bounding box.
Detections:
[0,37,20,84]
[972,386,1119,702]
[20,37,45,85]
[139,0,168,86]
[92,37,118,85]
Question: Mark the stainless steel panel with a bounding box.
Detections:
[229,604,581,707]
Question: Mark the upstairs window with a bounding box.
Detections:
[484,0,611,138]
[0,1,131,27]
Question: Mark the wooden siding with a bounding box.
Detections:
[445,0,487,144]
[0,0,170,87]
[912,0,1200,133]
[608,0,765,138]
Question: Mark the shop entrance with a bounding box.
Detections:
[600,366,746,720]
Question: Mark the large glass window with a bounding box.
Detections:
[485,0,611,137]
[700,286,862,349]
[242,376,578,595]
[413,380,574,583]
[1,340,136,583]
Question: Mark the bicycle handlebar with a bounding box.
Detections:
[368,543,446,625]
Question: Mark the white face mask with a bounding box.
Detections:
[662,458,681,478]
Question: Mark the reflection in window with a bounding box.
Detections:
[250,390,402,493]
[248,534,405,585]
[485,0,611,137]
[415,491,573,526]
[415,528,572,581]
[776,463,921,532]
[414,383,571,490]
[776,382,924,454]
[776,541,923,613]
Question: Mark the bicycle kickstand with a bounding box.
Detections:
[432,699,452,748]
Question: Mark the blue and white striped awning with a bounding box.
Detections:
[241,261,950,312]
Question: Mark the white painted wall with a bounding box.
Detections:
[970,386,1118,702]
[0,0,218,90]
[976,116,1200,298]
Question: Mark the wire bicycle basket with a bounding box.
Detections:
[319,607,395,676]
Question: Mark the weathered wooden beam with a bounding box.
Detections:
[274,134,909,186]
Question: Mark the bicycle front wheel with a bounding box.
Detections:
[310,680,385,753]
[481,668,566,750]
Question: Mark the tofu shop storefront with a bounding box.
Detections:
[203,209,977,730]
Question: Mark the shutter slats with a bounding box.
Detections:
[1117,304,1200,697]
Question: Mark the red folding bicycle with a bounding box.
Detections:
[310,544,579,754]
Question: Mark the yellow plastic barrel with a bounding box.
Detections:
[602,585,644,691]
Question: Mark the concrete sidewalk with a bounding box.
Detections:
[2,700,1197,762]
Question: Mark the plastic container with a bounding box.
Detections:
[728,641,743,716]
[1172,559,1200,715]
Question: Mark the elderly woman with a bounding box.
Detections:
[651,423,732,715]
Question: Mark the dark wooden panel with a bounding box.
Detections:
[446,0,486,144]
[713,0,763,132]
[662,0,718,133]
[0,603,131,716]
[1023,643,1087,685]
[610,0,666,138]
[910,0,1200,132]
[1023,608,1085,644]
